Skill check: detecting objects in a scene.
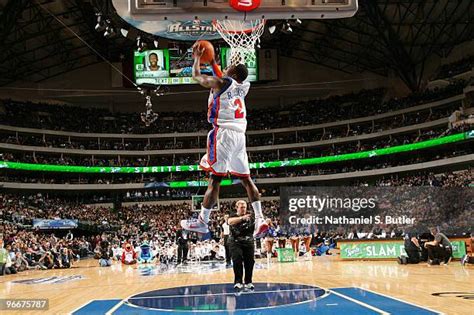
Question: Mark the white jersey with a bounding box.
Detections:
[207,77,250,133]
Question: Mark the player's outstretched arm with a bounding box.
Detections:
[211,60,223,78]
[192,44,225,90]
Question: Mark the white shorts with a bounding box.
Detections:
[200,127,250,177]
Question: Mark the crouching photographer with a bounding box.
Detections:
[424,227,452,265]
[398,230,422,264]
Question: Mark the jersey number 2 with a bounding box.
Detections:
[234,99,245,119]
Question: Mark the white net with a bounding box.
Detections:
[213,19,265,67]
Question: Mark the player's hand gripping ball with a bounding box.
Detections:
[192,40,215,64]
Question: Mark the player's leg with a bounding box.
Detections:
[202,174,222,213]
[240,177,269,237]
[239,175,258,201]
[230,145,268,237]
[182,127,229,233]
[228,130,268,236]
[240,176,260,209]
[180,175,223,233]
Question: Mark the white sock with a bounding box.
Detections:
[200,206,211,224]
[252,201,263,220]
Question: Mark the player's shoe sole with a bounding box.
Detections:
[254,220,269,238]
[180,217,209,234]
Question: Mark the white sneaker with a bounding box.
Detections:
[442,256,452,265]
[461,255,469,266]
[244,283,255,290]
[180,217,209,234]
[234,283,243,290]
[253,219,269,238]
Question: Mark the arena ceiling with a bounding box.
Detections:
[0,0,472,90]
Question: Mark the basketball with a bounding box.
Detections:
[194,40,215,63]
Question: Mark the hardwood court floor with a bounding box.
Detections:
[0,256,472,314]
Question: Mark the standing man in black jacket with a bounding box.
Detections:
[228,200,258,291]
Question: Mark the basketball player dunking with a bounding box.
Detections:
[181,42,268,240]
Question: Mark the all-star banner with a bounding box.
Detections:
[112,0,221,40]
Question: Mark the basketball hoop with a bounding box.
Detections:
[212,19,265,67]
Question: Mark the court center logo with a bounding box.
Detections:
[138,262,262,276]
[11,275,85,285]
